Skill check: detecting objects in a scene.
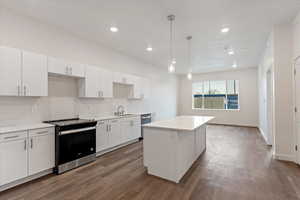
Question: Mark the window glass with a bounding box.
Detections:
[192,80,239,110]
[192,82,203,109]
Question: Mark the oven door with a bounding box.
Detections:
[58,127,96,165]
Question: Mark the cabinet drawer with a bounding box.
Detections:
[0,131,27,142]
[29,127,54,137]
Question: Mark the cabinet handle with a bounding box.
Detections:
[4,135,19,140]
[109,125,111,132]
[17,85,20,96]
[24,86,27,96]
[24,139,27,150]
[30,138,33,149]
[36,131,48,135]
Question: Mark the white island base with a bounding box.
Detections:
[143,116,214,183]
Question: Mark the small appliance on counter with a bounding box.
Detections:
[44,118,97,174]
[141,113,152,139]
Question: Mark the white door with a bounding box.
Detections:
[0,46,22,96]
[28,129,55,175]
[96,121,109,152]
[68,63,85,78]
[0,132,28,186]
[48,57,69,75]
[109,119,121,147]
[294,59,300,164]
[22,51,48,97]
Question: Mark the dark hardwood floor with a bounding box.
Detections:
[1,125,300,200]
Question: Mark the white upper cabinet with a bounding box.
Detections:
[48,57,84,78]
[113,72,134,85]
[79,65,113,98]
[22,51,48,97]
[0,46,22,96]
[99,68,113,98]
[0,46,48,97]
[128,76,150,99]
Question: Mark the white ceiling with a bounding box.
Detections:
[1,0,300,73]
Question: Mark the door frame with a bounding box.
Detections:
[266,68,274,146]
[293,56,300,164]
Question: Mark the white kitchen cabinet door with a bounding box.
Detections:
[79,66,100,98]
[121,119,131,143]
[0,46,22,96]
[141,78,150,99]
[99,68,113,98]
[96,121,109,152]
[28,129,55,176]
[132,118,142,139]
[47,57,69,75]
[0,133,28,186]
[108,119,121,147]
[68,63,85,78]
[22,51,48,97]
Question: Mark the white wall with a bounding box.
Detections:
[258,23,295,161]
[0,8,178,125]
[178,68,259,127]
[257,34,274,144]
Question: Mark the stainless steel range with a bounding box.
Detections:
[44,118,97,174]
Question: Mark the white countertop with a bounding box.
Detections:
[143,116,214,131]
[0,123,55,134]
[80,114,141,121]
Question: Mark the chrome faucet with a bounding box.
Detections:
[115,105,125,116]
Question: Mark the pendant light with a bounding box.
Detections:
[186,36,192,80]
[167,15,176,73]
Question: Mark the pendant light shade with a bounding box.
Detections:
[167,14,176,73]
[186,36,192,80]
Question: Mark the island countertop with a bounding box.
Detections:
[143,115,214,131]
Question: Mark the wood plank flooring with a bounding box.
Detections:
[1,125,300,200]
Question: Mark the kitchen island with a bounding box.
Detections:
[143,115,214,183]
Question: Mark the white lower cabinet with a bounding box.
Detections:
[0,131,28,186]
[0,127,55,187]
[28,128,55,176]
[96,121,109,152]
[96,117,141,153]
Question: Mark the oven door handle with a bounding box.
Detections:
[59,127,96,135]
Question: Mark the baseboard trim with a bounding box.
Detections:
[0,168,53,192]
[207,123,258,128]
[96,139,139,157]
[273,154,295,162]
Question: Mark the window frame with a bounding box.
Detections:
[192,80,240,111]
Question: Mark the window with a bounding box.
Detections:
[192,80,239,110]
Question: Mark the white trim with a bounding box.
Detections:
[0,168,53,192]
[258,127,270,145]
[273,154,295,162]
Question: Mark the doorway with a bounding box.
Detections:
[294,57,300,164]
[266,68,274,146]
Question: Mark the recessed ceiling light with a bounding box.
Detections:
[168,64,175,73]
[110,26,119,33]
[221,27,230,33]
[146,47,153,52]
[187,72,192,80]
[228,49,235,55]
